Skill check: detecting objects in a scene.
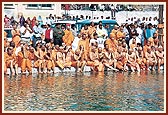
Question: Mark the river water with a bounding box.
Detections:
[4,70,164,111]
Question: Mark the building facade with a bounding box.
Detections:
[3,3,62,20]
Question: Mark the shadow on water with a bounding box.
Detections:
[4,70,164,111]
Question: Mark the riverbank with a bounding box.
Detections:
[5,65,164,75]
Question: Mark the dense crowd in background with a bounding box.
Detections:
[4,13,164,75]
[61,4,159,11]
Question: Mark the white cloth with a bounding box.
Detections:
[96,27,108,38]
[33,25,43,38]
[129,37,141,46]
[72,37,80,51]
[90,38,98,46]
[97,38,105,48]
[136,27,143,41]
[20,26,32,38]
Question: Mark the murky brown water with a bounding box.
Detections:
[4,71,164,111]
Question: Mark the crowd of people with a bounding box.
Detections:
[4,13,164,75]
[61,4,159,12]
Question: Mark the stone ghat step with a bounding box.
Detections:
[6,66,91,74]
[6,65,164,75]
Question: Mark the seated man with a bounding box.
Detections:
[72,47,86,72]
[102,44,118,71]
[44,48,56,73]
[34,45,47,73]
[64,46,74,69]
[136,47,146,70]
[155,46,164,71]
[18,45,32,74]
[55,46,66,70]
[115,48,126,71]
[127,48,140,72]
[145,48,157,71]
[4,47,18,75]
[87,46,103,72]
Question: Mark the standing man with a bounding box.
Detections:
[145,23,156,44]
[88,21,96,39]
[62,25,74,46]
[53,23,65,46]
[44,24,53,44]
[32,21,43,48]
[20,22,33,44]
[104,24,111,37]
[20,14,25,27]
[96,22,108,48]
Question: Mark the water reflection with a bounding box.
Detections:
[4,71,164,111]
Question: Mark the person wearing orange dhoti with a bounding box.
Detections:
[64,46,74,68]
[127,49,140,72]
[77,34,88,61]
[4,47,18,75]
[31,43,40,69]
[143,41,151,56]
[102,44,118,71]
[47,39,55,49]
[115,48,126,71]
[88,21,96,39]
[80,25,89,37]
[18,46,32,74]
[121,48,128,71]
[55,46,66,70]
[44,48,55,73]
[110,25,119,39]
[34,45,47,73]
[72,49,86,72]
[155,46,164,71]
[62,26,74,46]
[11,24,21,47]
[149,33,158,47]
[97,47,105,72]
[145,48,157,71]
[28,46,36,68]
[136,47,146,70]
[51,45,59,67]
[87,46,103,72]
[116,26,126,41]
[111,25,118,34]
[105,32,118,52]
[80,25,90,50]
